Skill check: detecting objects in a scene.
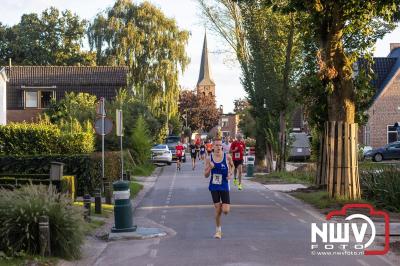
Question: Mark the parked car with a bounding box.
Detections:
[288,132,311,161]
[364,141,400,162]
[166,135,186,163]
[151,144,172,165]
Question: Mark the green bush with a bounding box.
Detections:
[0,122,94,155]
[0,185,85,259]
[130,116,153,164]
[130,163,155,177]
[360,167,400,212]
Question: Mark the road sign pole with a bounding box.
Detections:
[116,110,124,181]
[102,113,105,190]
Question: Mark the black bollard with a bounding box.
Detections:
[39,215,51,256]
[94,189,102,214]
[83,194,91,222]
[104,182,112,204]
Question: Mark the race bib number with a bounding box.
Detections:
[212,174,223,185]
[192,149,196,153]
[235,152,240,159]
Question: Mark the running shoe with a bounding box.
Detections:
[238,183,243,190]
[233,178,238,186]
[214,230,222,239]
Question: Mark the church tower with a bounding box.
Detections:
[196,32,215,97]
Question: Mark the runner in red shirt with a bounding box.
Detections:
[230,134,246,190]
[175,141,185,171]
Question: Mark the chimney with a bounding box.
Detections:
[390,43,400,53]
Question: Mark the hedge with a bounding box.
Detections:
[0,152,122,196]
[0,122,94,155]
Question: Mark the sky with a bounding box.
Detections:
[1,0,400,113]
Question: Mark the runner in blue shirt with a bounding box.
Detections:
[204,136,234,239]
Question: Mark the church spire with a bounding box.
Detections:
[197,32,215,86]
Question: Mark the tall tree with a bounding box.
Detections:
[88,0,190,123]
[198,0,303,171]
[0,7,95,66]
[285,0,400,199]
[178,90,220,132]
[233,98,249,113]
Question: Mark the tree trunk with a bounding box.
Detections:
[266,142,274,173]
[277,14,294,172]
[316,10,360,199]
[255,130,267,170]
[277,111,286,171]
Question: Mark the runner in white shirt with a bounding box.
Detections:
[222,137,231,154]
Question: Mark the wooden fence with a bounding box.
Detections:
[316,121,361,199]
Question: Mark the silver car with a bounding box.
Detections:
[151,144,172,165]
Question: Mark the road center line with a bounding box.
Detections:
[149,249,158,258]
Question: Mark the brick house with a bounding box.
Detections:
[360,43,400,148]
[1,66,128,123]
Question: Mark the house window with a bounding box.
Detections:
[222,118,229,128]
[40,91,53,108]
[24,90,55,109]
[387,125,398,143]
[25,91,38,108]
[364,125,370,146]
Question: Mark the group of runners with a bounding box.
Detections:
[174,133,247,239]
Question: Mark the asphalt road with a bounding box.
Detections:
[95,160,396,266]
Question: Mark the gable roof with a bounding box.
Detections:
[371,48,400,103]
[4,66,128,86]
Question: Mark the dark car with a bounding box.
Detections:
[288,132,311,161]
[364,141,400,162]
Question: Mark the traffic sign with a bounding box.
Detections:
[116,109,123,136]
[94,117,113,135]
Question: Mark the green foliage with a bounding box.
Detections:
[0,8,95,66]
[101,89,160,151]
[238,107,256,139]
[155,124,169,145]
[360,167,400,212]
[0,122,94,155]
[44,92,97,125]
[88,0,189,119]
[130,116,153,165]
[0,185,85,259]
[169,115,183,135]
[244,138,256,147]
[130,163,156,177]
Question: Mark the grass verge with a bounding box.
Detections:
[291,190,368,211]
[130,181,144,199]
[253,170,314,185]
[0,255,58,266]
[131,163,156,177]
